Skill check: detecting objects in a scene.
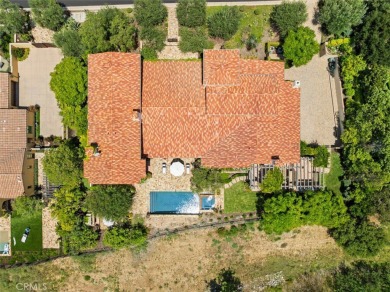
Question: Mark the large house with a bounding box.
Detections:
[84,50,300,185]
[0,72,35,204]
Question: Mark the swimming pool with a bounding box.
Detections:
[201,195,215,210]
[150,191,200,214]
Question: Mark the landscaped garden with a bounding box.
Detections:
[224,182,257,214]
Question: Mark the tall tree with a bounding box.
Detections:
[50,57,88,134]
[260,168,283,194]
[270,0,307,38]
[283,26,319,67]
[79,7,137,54]
[207,6,240,40]
[318,0,367,36]
[134,0,167,27]
[176,0,206,27]
[29,0,65,31]
[53,18,84,58]
[0,0,27,35]
[353,0,390,66]
[42,138,84,187]
[85,185,136,222]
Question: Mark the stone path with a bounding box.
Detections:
[42,207,60,249]
[157,7,198,60]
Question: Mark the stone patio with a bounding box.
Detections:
[132,158,195,217]
[42,207,60,249]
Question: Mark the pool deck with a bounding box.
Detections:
[133,158,195,225]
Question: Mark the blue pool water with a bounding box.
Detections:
[201,196,215,210]
[150,191,200,214]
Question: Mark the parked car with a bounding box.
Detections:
[162,162,167,174]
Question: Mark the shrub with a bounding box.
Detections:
[330,219,386,257]
[270,0,307,38]
[12,47,29,61]
[85,185,136,222]
[207,6,240,40]
[254,8,261,15]
[140,26,166,52]
[283,26,319,67]
[191,165,226,193]
[176,0,206,27]
[12,196,43,217]
[207,268,243,292]
[59,224,98,254]
[29,0,66,31]
[313,146,330,167]
[103,222,148,250]
[0,0,28,35]
[141,46,158,60]
[344,88,355,97]
[134,0,167,27]
[54,29,84,58]
[260,168,283,194]
[126,8,133,13]
[179,27,213,53]
[245,34,257,50]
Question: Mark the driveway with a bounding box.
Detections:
[285,0,343,146]
[17,47,64,138]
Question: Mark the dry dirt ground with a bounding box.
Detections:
[9,225,345,291]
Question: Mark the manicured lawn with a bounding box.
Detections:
[11,211,43,252]
[224,181,258,213]
[206,6,273,49]
[325,152,344,196]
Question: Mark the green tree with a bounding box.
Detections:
[332,261,390,291]
[313,145,330,167]
[330,219,386,257]
[354,0,390,66]
[50,186,86,232]
[42,138,84,187]
[59,224,98,254]
[179,27,213,53]
[260,168,283,194]
[283,26,319,67]
[0,0,27,35]
[11,196,43,217]
[50,57,88,135]
[53,18,84,58]
[103,222,148,250]
[176,0,206,27]
[140,26,166,52]
[208,268,243,292]
[318,0,366,36]
[207,6,240,40]
[270,0,307,38]
[85,185,135,222]
[29,0,65,31]
[134,0,167,27]
[80,7,137,54]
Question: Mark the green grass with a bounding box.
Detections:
[34,110,40,138]
[206,6,273,49]
[11,211,42,252]
[325,152,344,196]
[224,181,258,213]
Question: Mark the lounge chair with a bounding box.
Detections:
[162,162,167,174]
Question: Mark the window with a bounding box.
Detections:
[27,126,33,134]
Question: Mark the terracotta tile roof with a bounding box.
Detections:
[84,53,146,185]
[0,149,25,199]
[0,109,28,199]
[143,50,300,167]
[0,73,10,109]
[203,50,241,86]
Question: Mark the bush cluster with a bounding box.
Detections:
[177,0,206,27]
[207,6,240,40]
[300,141,330,167]
[179,27,213,53]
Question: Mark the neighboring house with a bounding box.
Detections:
[84,50,300,185]
[0,72,35,207]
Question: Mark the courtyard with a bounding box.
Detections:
[17,46,64,138]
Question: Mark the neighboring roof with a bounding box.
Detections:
[0,149,25,199]
[0,73,10,109]
[0,109,27,199]
[84,53,146,185]
[0,109,28,149]
[142,50,300,167]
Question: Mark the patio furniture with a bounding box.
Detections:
[170,159,184,176]
[162,162,167,174]
[186,163,190,174]
[21,227,30,243]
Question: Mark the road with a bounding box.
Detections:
[11,0,276,8]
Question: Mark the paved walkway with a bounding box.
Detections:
[157,7,198,60]
[17,47,64,138]
[285,0,344,146]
